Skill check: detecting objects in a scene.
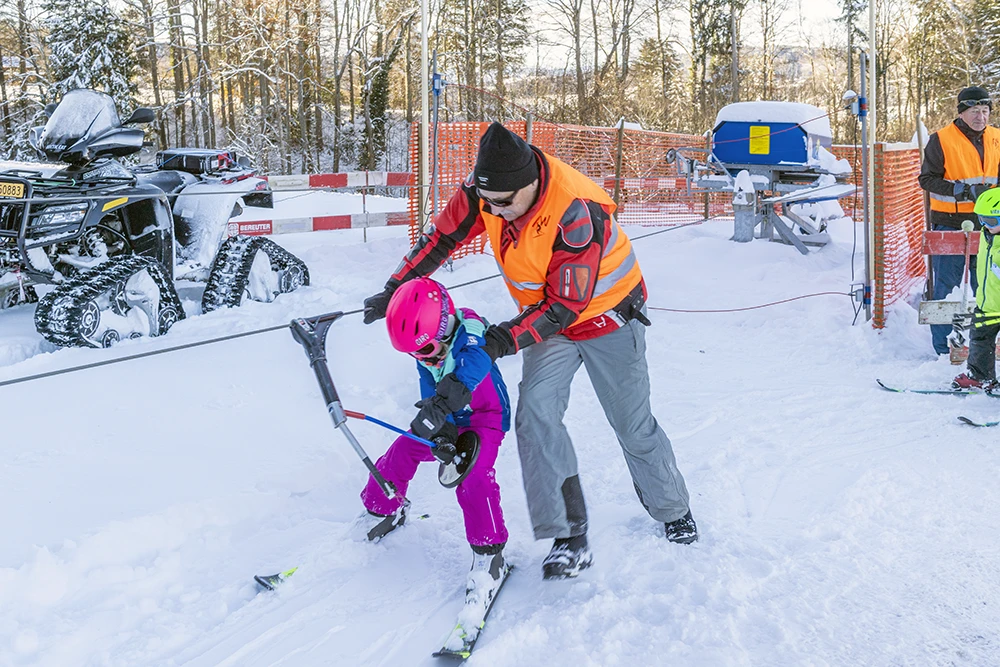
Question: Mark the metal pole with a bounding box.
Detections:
[730,4,739,103]
[866,2,877,322]
[917,114,933,299]
[431,51,441,221]
[419,0,430,234]
[859,51,872,322]
[613,118,625,207]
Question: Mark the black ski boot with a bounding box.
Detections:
[665,511,698,544]
[354,504,408,542]
[542,534,593,580]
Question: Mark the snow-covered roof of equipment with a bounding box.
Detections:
[714,102,833,139]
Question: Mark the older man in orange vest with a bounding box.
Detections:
[364,122,696,579]
[919,85,1000,357]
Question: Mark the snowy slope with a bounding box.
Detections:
[2,209,1000,666]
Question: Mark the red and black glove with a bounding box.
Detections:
[363,279,401,324]
[483,325,515,361]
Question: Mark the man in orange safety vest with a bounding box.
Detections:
[919,85,1000,357]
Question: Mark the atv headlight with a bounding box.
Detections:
[34,202,89,228]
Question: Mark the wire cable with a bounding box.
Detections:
[649,291,852,314]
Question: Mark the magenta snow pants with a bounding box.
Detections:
[360,426,508,547]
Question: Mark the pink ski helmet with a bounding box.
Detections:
[385,277,456,356]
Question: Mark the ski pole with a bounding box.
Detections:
[343,410,439,449]
[289,313,399,500]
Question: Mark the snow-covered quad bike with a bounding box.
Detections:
[0,88,309,348]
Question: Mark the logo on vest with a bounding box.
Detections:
[533,215,549,237]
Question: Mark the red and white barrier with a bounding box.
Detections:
[228,211,411,237]
[601,176,688,190]
[228,171,414,237]
[264,171,413,190]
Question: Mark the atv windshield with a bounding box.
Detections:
[42,90,121,149]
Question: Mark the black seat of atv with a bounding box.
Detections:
[135,170,199,198]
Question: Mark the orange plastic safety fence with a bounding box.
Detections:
[407,122,923,330]
[407,122,487,258]
[831,145,864,222]
[407,121,724,249]
[871,145,926,328]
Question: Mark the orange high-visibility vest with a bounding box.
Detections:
[929,123,1000,214]
[480,153,642,321]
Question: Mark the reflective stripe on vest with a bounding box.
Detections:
[481,152,642,321]
[929,123,1000,214]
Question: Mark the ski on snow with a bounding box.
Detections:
[252,562,512,660]
[958,416,1000,428]
[432,564,514,661]
[875,379,1000,397]
[253,567,298,591]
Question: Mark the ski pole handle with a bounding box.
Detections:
[344,410,439,449]
[289,313,399,500]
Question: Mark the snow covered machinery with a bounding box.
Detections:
[0,89,309,348]
[666,101,856,255]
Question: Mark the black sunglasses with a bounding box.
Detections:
[477,189,517,208]
[960,98,993,110]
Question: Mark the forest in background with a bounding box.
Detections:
[0,0,998,173]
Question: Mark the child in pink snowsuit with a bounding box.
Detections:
[360,278,511,560]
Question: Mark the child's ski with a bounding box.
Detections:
[875,379,998,397]
[432,565,513,661]
[958,416,1000,428]
[254,566,298,591]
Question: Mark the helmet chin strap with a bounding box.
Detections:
[443,314,457,340]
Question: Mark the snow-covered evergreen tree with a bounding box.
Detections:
[43,0,138,115]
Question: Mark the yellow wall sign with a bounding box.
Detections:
[748,126,771,155]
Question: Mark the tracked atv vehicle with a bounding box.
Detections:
[0,89,309,348]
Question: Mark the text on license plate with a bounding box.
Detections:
[0,182,25,198]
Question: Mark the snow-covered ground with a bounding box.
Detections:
[2,201,999,666]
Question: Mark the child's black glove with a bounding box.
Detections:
[411,374,470,440]
[411,396,450,440]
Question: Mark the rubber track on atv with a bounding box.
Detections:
[34,255,185,348]
[201,236,310,313]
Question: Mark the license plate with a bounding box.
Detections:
[0,181,24,198]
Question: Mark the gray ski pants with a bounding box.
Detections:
[515,316,691,539]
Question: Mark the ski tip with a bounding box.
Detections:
[254,566,298,591]
[957,416,999,427]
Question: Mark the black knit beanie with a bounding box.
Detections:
[958,86,992,112]
[473,122,539,192]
